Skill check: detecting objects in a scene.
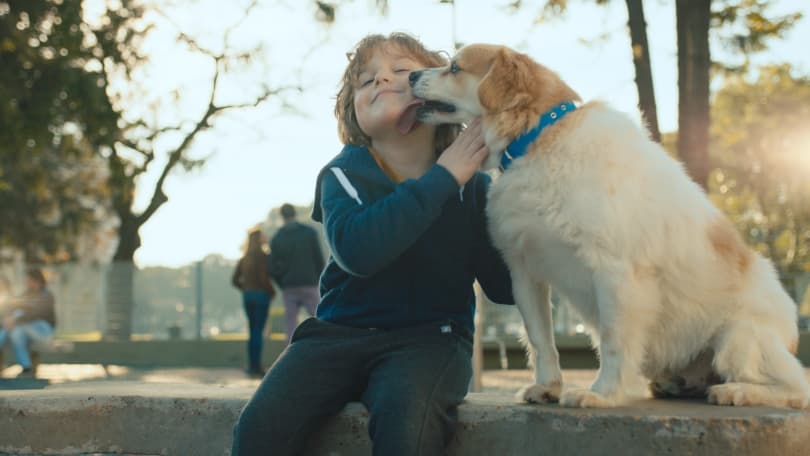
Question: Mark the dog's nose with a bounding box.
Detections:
[408,70,421,86]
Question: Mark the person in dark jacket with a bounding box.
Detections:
[231,32,514,456]
[0,268,55,378]
[232,228,276,377]
[268,203,325,343]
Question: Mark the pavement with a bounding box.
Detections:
[0,362,598,392]
[2,363,809,394]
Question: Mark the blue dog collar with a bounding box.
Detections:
[499,101,577,172]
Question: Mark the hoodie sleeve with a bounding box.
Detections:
[319,163,459,277]
[471,174,515,305]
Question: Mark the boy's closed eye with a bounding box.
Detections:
[359,68,411,87]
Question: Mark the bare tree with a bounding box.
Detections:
[103,1,300,339]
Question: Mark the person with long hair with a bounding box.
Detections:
[232,228,275,377]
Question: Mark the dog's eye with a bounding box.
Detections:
[450,61,460,74]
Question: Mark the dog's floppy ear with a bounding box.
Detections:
[478,48,535,113]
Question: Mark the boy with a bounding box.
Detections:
[232,32,514,456]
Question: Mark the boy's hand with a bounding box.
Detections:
[437,118,489,186]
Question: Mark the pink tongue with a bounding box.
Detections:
[396,101,423,135]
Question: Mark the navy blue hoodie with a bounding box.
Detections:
[311,145,514,332]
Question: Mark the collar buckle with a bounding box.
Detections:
[499,101,577,172]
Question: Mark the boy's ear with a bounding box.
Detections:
[477,49,534,113]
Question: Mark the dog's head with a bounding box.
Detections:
[410,44,580,170]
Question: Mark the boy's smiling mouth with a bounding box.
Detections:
[372,89,402,103]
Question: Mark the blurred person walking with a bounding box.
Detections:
[0,268,55,378]
[232,228,276,378]
[268,203,325,343]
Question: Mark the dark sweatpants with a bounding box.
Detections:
[231,317,473,456]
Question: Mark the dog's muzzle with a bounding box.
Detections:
[409,70,457,119]
[417,101,456,114]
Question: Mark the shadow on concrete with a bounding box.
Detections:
[0,378,50,390]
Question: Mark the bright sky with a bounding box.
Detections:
[129,0,810,268]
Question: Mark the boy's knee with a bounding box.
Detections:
[233,403,263,439]
[232,403,306,456]
[231,407,265,455]
[368,401,456,456]
[369,396,455,437]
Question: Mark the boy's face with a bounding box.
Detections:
[353,45,428,140]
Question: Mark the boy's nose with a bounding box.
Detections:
[408,71,422,86]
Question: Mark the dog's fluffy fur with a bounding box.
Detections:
[410,44,810,409]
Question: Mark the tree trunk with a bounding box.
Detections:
[104,260,135,340]
[104,209,142,340]
[676,0,712,189]
[625,0,661,143]
[625,0,661,142]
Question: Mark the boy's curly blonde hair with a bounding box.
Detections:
[335,32,460,155]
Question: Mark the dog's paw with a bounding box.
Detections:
[708,383,757,406]
[708,383,810,409]
[559,388,615,408]
[516,381,562,404]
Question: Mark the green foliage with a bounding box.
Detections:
[0,0,143,261]
[709,64,810,274]
[712,0,802,74]
[2,0,279,267]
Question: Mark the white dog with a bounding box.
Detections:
[410,44,810,409]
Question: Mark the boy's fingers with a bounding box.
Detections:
[474,150,487,164]
[459,123,482,149]
[473,145,489,163]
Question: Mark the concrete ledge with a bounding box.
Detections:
[1,382,809,455]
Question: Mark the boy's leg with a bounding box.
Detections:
[361,322,473,456]
[232,318,369,456]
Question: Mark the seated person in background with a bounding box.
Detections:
[0,268,56,378]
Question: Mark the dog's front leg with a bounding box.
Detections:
[512,270,562,403]
[560,266,652,408]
